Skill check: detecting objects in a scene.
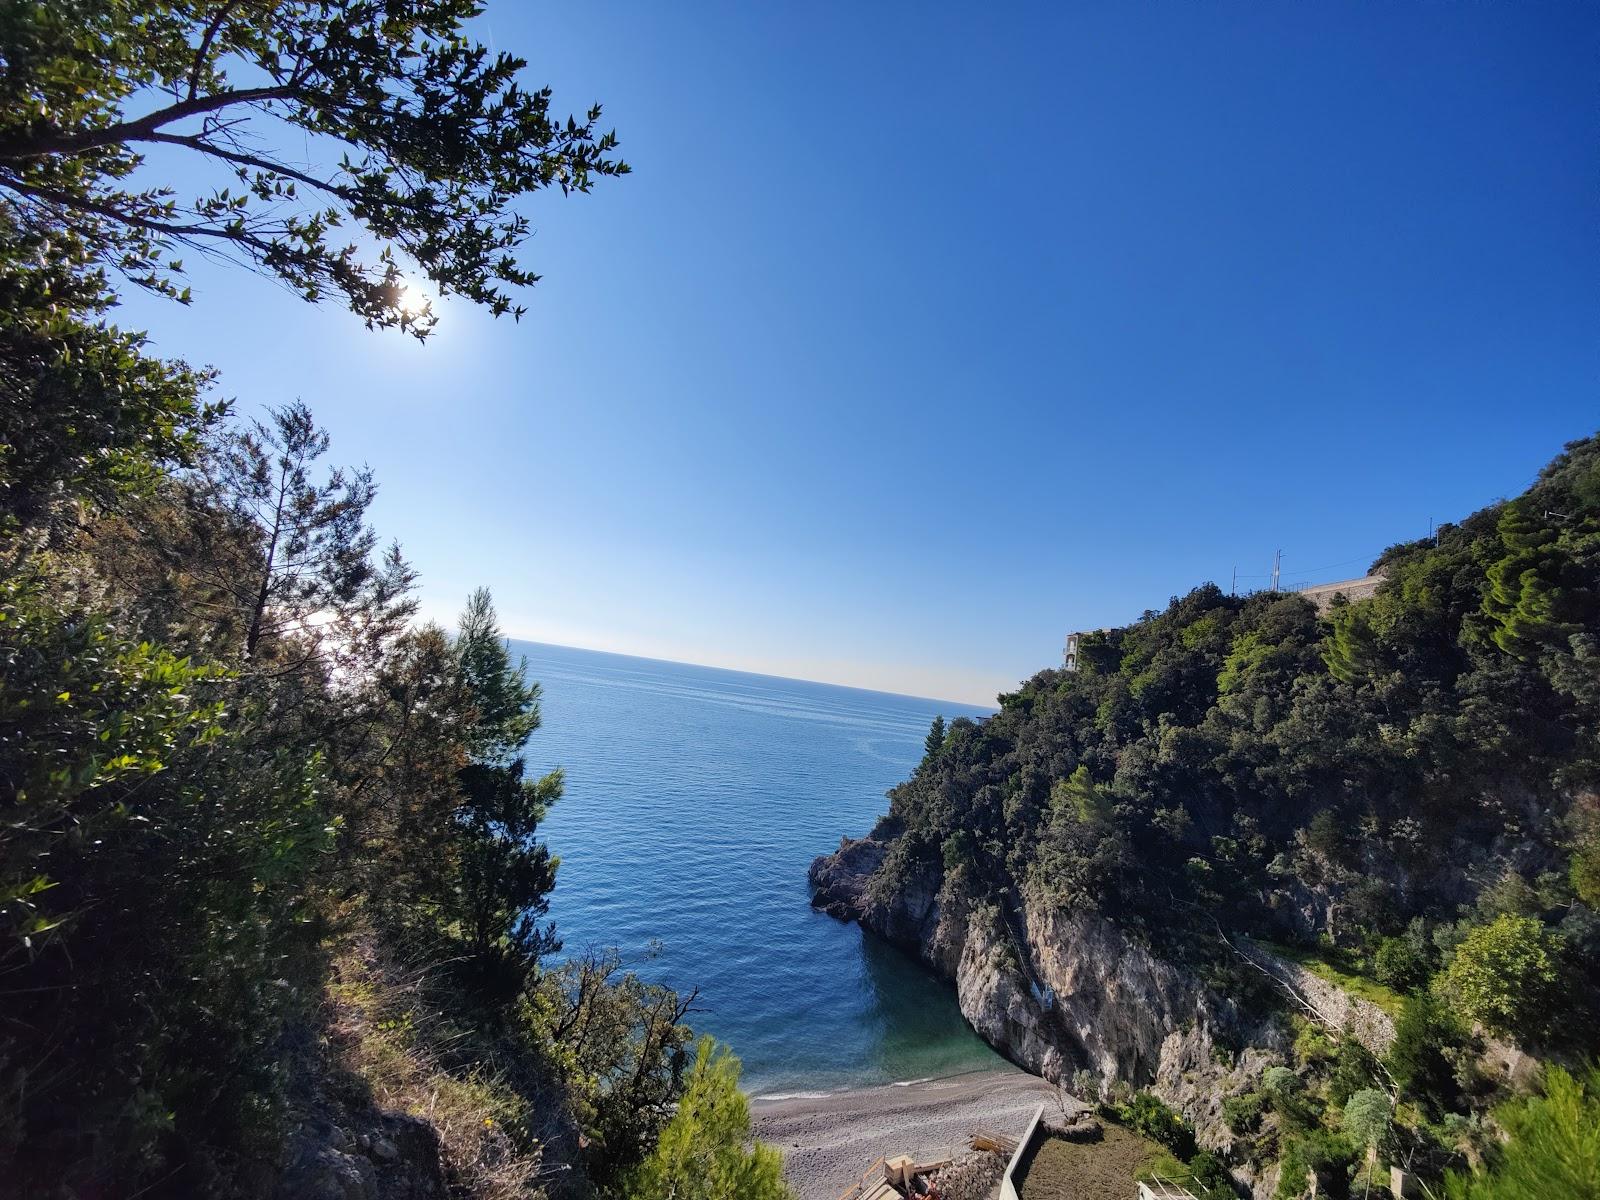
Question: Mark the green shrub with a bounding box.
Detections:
[1387,995,1467,1118]
[1114,1091,1198,1159]
[1223,1090,1268,1135]
[943,830,976,873]
[1374,936,1429,993]
[1327,1038,1382,1107]
[1275,1129,1356,1200]
[1260,1066,1317,1132]
[1570,799,1600,908]
[1305,810,1349,864]
[1293,1020,1337,1067]
[1185,1149,1238,1199]
[0,572,329,1191]
[1435,914,1564,1043]
[1347,878,1402,935]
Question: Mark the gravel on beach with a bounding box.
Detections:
[751,1068,1057,1200]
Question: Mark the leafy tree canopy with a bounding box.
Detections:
[1340,1088,1391,1150]
[1434,914,1563,1043]
[0,217,220,526]
[0,0,628,335]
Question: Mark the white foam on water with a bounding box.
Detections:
[753,1090,836,1101]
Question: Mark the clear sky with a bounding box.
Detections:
[117,1,1598,707]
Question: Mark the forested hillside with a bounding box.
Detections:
[0,5,786,1198]
[860,433,1600,1196]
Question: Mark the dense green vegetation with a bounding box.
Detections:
[0,5,783,1197]
[1443,1065,1600,1200]
[1105,1089,1197,1160]
[885,433,1600,1194]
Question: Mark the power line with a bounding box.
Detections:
[1288,553,1379,577]
[1234,552,1378,582]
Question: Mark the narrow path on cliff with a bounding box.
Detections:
[996,890,1079,1062]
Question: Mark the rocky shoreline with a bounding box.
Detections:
[809,828,1288,1195]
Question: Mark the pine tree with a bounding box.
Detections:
[450,590,562,992]
[1322,596,1381,683]
[1052,765,1114,825]
[1482,498,1597,657]
[199,401,416,668]
[623,1037,792,1200]
[1444,1066,1600,1200]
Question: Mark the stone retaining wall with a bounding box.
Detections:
[1238,941,1395,1056]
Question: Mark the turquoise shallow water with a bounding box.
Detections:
[515,641,1004,1097]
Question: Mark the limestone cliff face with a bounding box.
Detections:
[811,833,1286,1181]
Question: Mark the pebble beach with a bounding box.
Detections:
[752,1067,1058,1200]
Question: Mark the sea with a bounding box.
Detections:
[513,640,1006,1098]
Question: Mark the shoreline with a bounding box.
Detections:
[748,1062,1017,1105]
[751,1066,1056,1200]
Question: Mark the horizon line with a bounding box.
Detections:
[502,636,1003,714]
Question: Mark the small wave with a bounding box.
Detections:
[753,1089,835,1101]
[890,1076,935,1087]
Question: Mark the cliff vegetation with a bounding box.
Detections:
[0,6,787,1198]
[826,432,1600,1198]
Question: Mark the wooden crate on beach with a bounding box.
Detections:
[835,1153,960,1200]
[970,1129,1020,1156]
[835,1157,889,1200]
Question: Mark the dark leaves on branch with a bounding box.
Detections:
[0,1,629,336]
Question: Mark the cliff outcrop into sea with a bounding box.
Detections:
[811,826,1291,1191]
[807,436,1600,1199]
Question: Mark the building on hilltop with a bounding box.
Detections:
[1292,573,1384,612]
[1063,629,1112,672]
[1063,573,1385,671]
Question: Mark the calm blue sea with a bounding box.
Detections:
[513,640,1004,1097]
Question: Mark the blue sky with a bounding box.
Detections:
[118,2,1598,706]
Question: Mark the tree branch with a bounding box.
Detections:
[187,1,248,103]
[1,176,272,250]
[0,86,296,162]
[143,131,352,201]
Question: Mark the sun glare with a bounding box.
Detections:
[396,277,432,318]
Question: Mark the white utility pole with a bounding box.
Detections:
[1270,549,1282,593]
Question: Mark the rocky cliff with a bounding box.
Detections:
[811,829,1288,1181]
